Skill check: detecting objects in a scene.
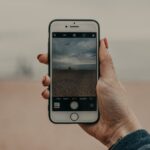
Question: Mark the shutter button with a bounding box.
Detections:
[70,101,79,110]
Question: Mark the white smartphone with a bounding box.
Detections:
[48,19,100,123]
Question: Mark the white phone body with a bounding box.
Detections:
[48,19,100,123]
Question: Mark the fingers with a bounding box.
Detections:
[99,38,117,80]
[41,88,49,99]
[42,75,51,86]
[37,53,48,64]
[41,75,50,99]
[37,54,49,99]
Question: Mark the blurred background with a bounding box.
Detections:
[0,0,150,150]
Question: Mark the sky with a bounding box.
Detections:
[0,0,150,80]
[52,38,96,70]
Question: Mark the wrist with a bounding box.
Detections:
[106,118,141,148]
[96,115,141,148]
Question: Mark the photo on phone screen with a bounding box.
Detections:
[52,32,97,111]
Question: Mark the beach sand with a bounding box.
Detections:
[0,81,150,150]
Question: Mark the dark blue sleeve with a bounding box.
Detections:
[109,130,150,150]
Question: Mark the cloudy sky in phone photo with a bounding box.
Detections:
[52,38,96,70]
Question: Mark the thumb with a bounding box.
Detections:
[99,38,117,80]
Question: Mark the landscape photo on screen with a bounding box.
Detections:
[52,34,97,97]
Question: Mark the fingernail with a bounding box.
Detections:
[104,38,109,49]
[41,90,45,96]
[42,76,46,85]
[37,54,42,60]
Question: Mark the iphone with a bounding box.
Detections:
[48,19,100,123]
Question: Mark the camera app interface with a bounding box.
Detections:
[52,32,97,111]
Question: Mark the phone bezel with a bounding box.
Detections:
[48,19,100,124]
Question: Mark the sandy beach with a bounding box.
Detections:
[0,81,150,150]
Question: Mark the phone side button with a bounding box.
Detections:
[70,113,79,121]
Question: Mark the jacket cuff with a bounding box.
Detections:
[109,129,150,150]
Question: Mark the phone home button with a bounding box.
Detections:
[70,113,79,121]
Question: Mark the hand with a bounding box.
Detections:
[37,38,141,148]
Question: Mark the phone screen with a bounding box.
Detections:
[52,32,97,111]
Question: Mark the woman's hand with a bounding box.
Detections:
[37,38,141,148]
